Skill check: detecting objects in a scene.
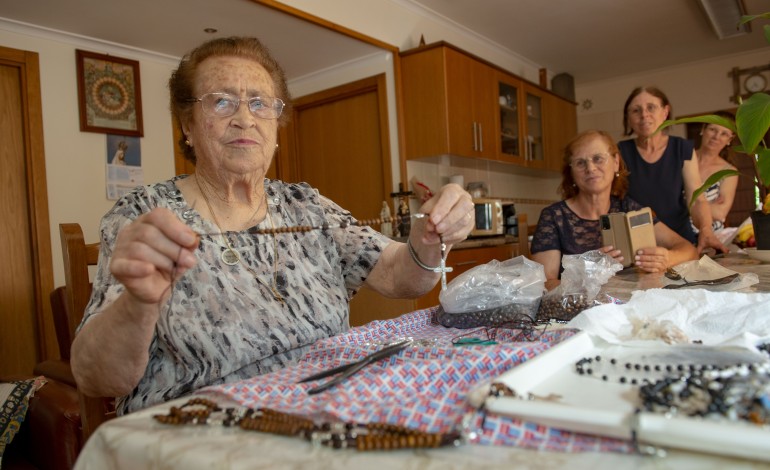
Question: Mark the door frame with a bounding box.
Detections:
[0,45,55,359]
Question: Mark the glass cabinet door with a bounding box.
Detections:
[524,86,545,167]
[498,80,522,161]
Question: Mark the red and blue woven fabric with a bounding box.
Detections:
[201,308,633,453]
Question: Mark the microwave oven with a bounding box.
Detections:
[471,198,504,237]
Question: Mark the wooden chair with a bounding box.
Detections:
[59,222,115,442]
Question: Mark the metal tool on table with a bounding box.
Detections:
[662,272,740,289]
[298,338,414,395]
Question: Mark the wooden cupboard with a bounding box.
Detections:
[399,45,497,160]
[543,92,578,172]
[400,42,576,173]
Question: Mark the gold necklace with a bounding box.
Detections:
[194,175,283,303]
[241,204,284,304]
[195,175,264,265]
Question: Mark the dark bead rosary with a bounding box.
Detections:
[153,397,462,451]
[574,355,770,426]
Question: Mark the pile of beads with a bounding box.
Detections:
[153,398,462,451]
[639,362,770,425]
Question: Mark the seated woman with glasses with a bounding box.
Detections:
[693,112,738,232]
[70,36,474,415]
[531,130,697,280]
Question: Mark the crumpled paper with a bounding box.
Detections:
[567,289,770,353]
[662,255,758,291]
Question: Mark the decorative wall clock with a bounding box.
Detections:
[729,64,770,104]
[76,49,144,136]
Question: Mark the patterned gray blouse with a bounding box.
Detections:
[81,176,390,415]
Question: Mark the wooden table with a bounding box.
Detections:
[600,253,770,302]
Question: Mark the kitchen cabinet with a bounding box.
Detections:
[400,45,497,160]
[400,42,576,173]
[543,92,578,172]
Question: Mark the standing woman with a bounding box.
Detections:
[619,86,726,254]
[695,112,738,231]
[71,37,474,415]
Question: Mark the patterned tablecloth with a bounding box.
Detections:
[200,307,633,454]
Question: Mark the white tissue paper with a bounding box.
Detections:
[567,289,770,353]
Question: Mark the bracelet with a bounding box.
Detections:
[407,238,439,271]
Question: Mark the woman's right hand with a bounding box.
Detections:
[109,208,199,305]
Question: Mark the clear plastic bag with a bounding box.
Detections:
[536,250,623,322]
[436,256,546,328]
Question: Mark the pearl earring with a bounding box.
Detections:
[185,139,192,147]
[615,172,620,177]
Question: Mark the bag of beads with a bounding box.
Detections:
[436,256,546,329]
[537,250,622,323]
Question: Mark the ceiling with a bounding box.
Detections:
[1,0,769,84]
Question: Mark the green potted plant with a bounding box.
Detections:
[657,12,770,249]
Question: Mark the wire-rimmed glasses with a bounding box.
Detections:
[569,152,611,171]
[189,92,285,119]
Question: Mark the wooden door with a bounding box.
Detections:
[282,75,406,325]
[0,46,54,375]
[283,74,392,220]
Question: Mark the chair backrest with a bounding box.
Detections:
[59,223,113,442]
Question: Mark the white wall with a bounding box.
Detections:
[0,20,179,286]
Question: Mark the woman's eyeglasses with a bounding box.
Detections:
[189,93,285,119]
[703,126,734,139]
[569,153,611,171]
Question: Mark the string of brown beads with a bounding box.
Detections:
[235,214,423,236]
[153,398,461,451]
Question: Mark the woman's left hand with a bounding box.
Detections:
[413,183,474,246]
[633,246,670,273]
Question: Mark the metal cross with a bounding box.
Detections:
[433,235,453,290]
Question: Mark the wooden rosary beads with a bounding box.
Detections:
[153,398,462,451]
[243,214,427,236]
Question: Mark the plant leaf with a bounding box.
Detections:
[735,93,770,155]
[688,169,741,208]
[740,13,770,26]
[656,115,736,135]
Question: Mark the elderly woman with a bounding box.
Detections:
[531,130,697,280]
[71,37,473,415]
[619,86,726,254]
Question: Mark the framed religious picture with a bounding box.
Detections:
[76,49,144,136]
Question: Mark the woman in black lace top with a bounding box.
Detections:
[531,130,697,280]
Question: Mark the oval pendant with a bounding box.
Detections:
[221,248,240,265]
